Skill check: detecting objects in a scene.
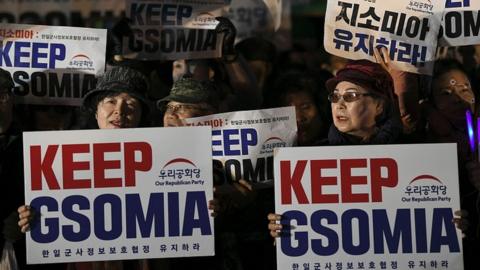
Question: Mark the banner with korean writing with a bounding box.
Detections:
[184,107,297,188]
[123,0,227,60]
[0,0,123,27]
[0,23,106,106]
[274,144,463,270]
[324,0,444,75]
[439,0,480,46]
[227,0,282,42]
[227,0,292,51]
[23,127,214,264]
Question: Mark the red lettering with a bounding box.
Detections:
[124,142,152,187]
[281,160,308,204]
[370,158,398,202]
[311,159,339,203]
[341,159,368,203]
[30,145,60,190]
[93,143,122,188]
[63,144,91,189]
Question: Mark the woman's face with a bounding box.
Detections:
[96,92,142,129]
[285,91,323,146]
[331,81,384,140]
[432,69,475,112]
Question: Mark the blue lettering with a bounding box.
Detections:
[62,195,90,242]
[49,43,65,69]
[212,129,222,156]
[224,129,240,155]
[168,192,180,236]
[182,191,211,236]
[342,209,369,255]
[31,42,49,69]
[446,0,470,8]
[414,208,428,253]
[94,194,122,240]
[125,193,165,238]
[14,41,30,68]
[373,209,412,254]
[281,210,308,256]
[0,41,65,68]
[0,41,12,66]
[30,196,59,243]
[430,208,460,252]
[311,210,338,256]
[241,128,257,155]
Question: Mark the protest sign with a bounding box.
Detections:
[439,0,480,46]
[0,0,123,27]
[184,107,297,187]
[227,0,292,50]
[0,23,106,106]
[23,127,214,264]
[274,144,463,270]
[123,0,227,60]
[324,0,444,75]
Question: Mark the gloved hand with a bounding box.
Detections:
[215,17,237,57]
[3,211,23,242]
[106,18,133,62]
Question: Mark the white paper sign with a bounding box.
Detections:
[0,23,106,106]
[439,0,480,46]
[0,0,124,26]
[324,0,445,75]
[23,127,214,264]
[275,144,463,270]
[184,107,297,188]
[123,0,227,60]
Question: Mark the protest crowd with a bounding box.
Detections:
[1,1,480,270]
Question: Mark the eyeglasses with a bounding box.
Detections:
[328,92,374,103]
[165,103,211,115]
[0,92,12,103]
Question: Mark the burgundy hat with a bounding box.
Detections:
[326,60,395,101]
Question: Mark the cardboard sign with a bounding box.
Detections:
[0,0,123,27]
[439,0,480,46]
[184,107,297,188]
[324,0,444,75]
[275,144,463,270]
[123,0,227,60]
[23,127,214,264]
[0,23,106,106]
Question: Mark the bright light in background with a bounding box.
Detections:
[466,110,475,153]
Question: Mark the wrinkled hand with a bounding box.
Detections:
[17,205,34,233]
[267,213,282,239]
[215,17,236,56]
[3,211,23,242]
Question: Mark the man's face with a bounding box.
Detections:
[0,89,13,133]
[285,91,323,146]
[172,60,213,82]
[163,101,214,127]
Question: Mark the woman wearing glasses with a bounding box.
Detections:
[324,60,402,145]
[267,59,403,236]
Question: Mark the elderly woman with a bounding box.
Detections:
[267,59,403,235]
[16,66,153,270]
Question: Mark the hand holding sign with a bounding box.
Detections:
[17,205,34,233]
[215,17,237,58]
